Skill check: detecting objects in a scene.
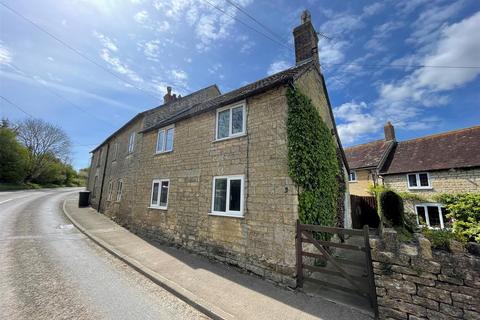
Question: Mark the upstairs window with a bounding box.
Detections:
[348,170,357,182]
[407,172,431,189]
[150,179,170,209]
[216,103,246,140]
[112,142,118,161]
[156,125,175,153]
[107,180,114,201]
[211,175,244,217]
[96,148,102,167]
[116,180,123,202]
[416,204,448,229]
[128,132,135,154]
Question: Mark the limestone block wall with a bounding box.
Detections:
[370,230,480,320]
[122,86,300,286]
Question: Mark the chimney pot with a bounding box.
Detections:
[164,86,177,104]
[384,121,396,141]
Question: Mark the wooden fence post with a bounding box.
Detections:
[296,220,303,288]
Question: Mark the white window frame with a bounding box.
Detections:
[348,170,357,182]
[210,175,245,218]
[407,172,431,189]
[112,142,118,161]
[155,125,175,154]
[116,180,123,202]
[215,102,246,141]
[149,179,170,210]
[128,132,135,154]
[415,203,446,229]
[107,180,114,201]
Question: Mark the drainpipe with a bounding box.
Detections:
[97,142,110,213]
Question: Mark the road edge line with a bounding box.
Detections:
[62,198,230,320]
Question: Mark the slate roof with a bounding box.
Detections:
[91,85,220,152]
[345,139,394,170]
[381,125,480,175]
[141,60,315,133]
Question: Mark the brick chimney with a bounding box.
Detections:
[384,121,396,141]
[163,86,178,104]
[293,10,319,67]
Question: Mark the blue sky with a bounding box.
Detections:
[1,0,479,170]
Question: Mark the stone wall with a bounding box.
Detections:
[370,229,480,320]
[384,168,480,199]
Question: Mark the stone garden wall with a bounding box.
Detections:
[370,230,480,320]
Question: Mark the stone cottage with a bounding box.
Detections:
[345,123,480,229]
[87,11,350,286]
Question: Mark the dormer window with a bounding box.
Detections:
[407,172,431,189]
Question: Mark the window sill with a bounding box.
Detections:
[213,133,247,143]
[408,187,433,190]
[208,211,244,219]
[154,150,173,156]
[149,206,168,210]
[348,181,358,183]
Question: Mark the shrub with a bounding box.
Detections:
[380,190,404,227]
[286,88,340,239]
[422,228,458,251]
[436,193,480,243]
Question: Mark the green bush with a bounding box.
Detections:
[436,193,480,243]
[380,190,404,227]
[422,228,458,251]
[286,88,340,239]
[0,128,29,183]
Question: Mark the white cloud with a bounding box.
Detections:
[93,31,118,52]
[363,3,384,17]
[208,63,222,74]
[99,49,143,83]
[267,60,290,75]
[0,43,12,65]
[133,10,149,24]
[138,40,161,61]
[319,38,347,65]
[379,11,480,107]
[334,101,381,145]
[171,69,188,81]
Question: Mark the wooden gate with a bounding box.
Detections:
[296,220,378,313]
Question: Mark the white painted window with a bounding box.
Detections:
[116,180,123,202]
[107,180,114,201]
[407,172,431,189]
[211,175,244,217]
[150,179,169,209]
[112,142,118,161]
[216,102,246,140]
[156,125,175,153]
[348,170,357,182]
[128,132,135,154]
[415,203,448,229]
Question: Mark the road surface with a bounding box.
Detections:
[0,188,209,320]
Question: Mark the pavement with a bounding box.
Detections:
[62,192,374,320]
[0,189,209,320]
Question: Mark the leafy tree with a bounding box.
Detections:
[16,118,72,181]
[0,127,29,183]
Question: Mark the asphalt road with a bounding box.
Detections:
[0,188,209,320]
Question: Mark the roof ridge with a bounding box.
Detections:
[399,125,480,144]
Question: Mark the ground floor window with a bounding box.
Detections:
[150,179,169,209]
[107,180,113,201]
[415,203,448,229]
[116,180,123,202]
[211,175,244,217]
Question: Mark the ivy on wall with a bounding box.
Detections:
[286,87,339,232]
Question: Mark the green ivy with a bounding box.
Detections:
[286,88,339,237]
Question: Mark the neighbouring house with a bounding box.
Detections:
[344,122,396,196]
[87,11,350,286]
[346,123,480,229]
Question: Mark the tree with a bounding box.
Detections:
[0,127,29,183]
[16,118,72,181]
